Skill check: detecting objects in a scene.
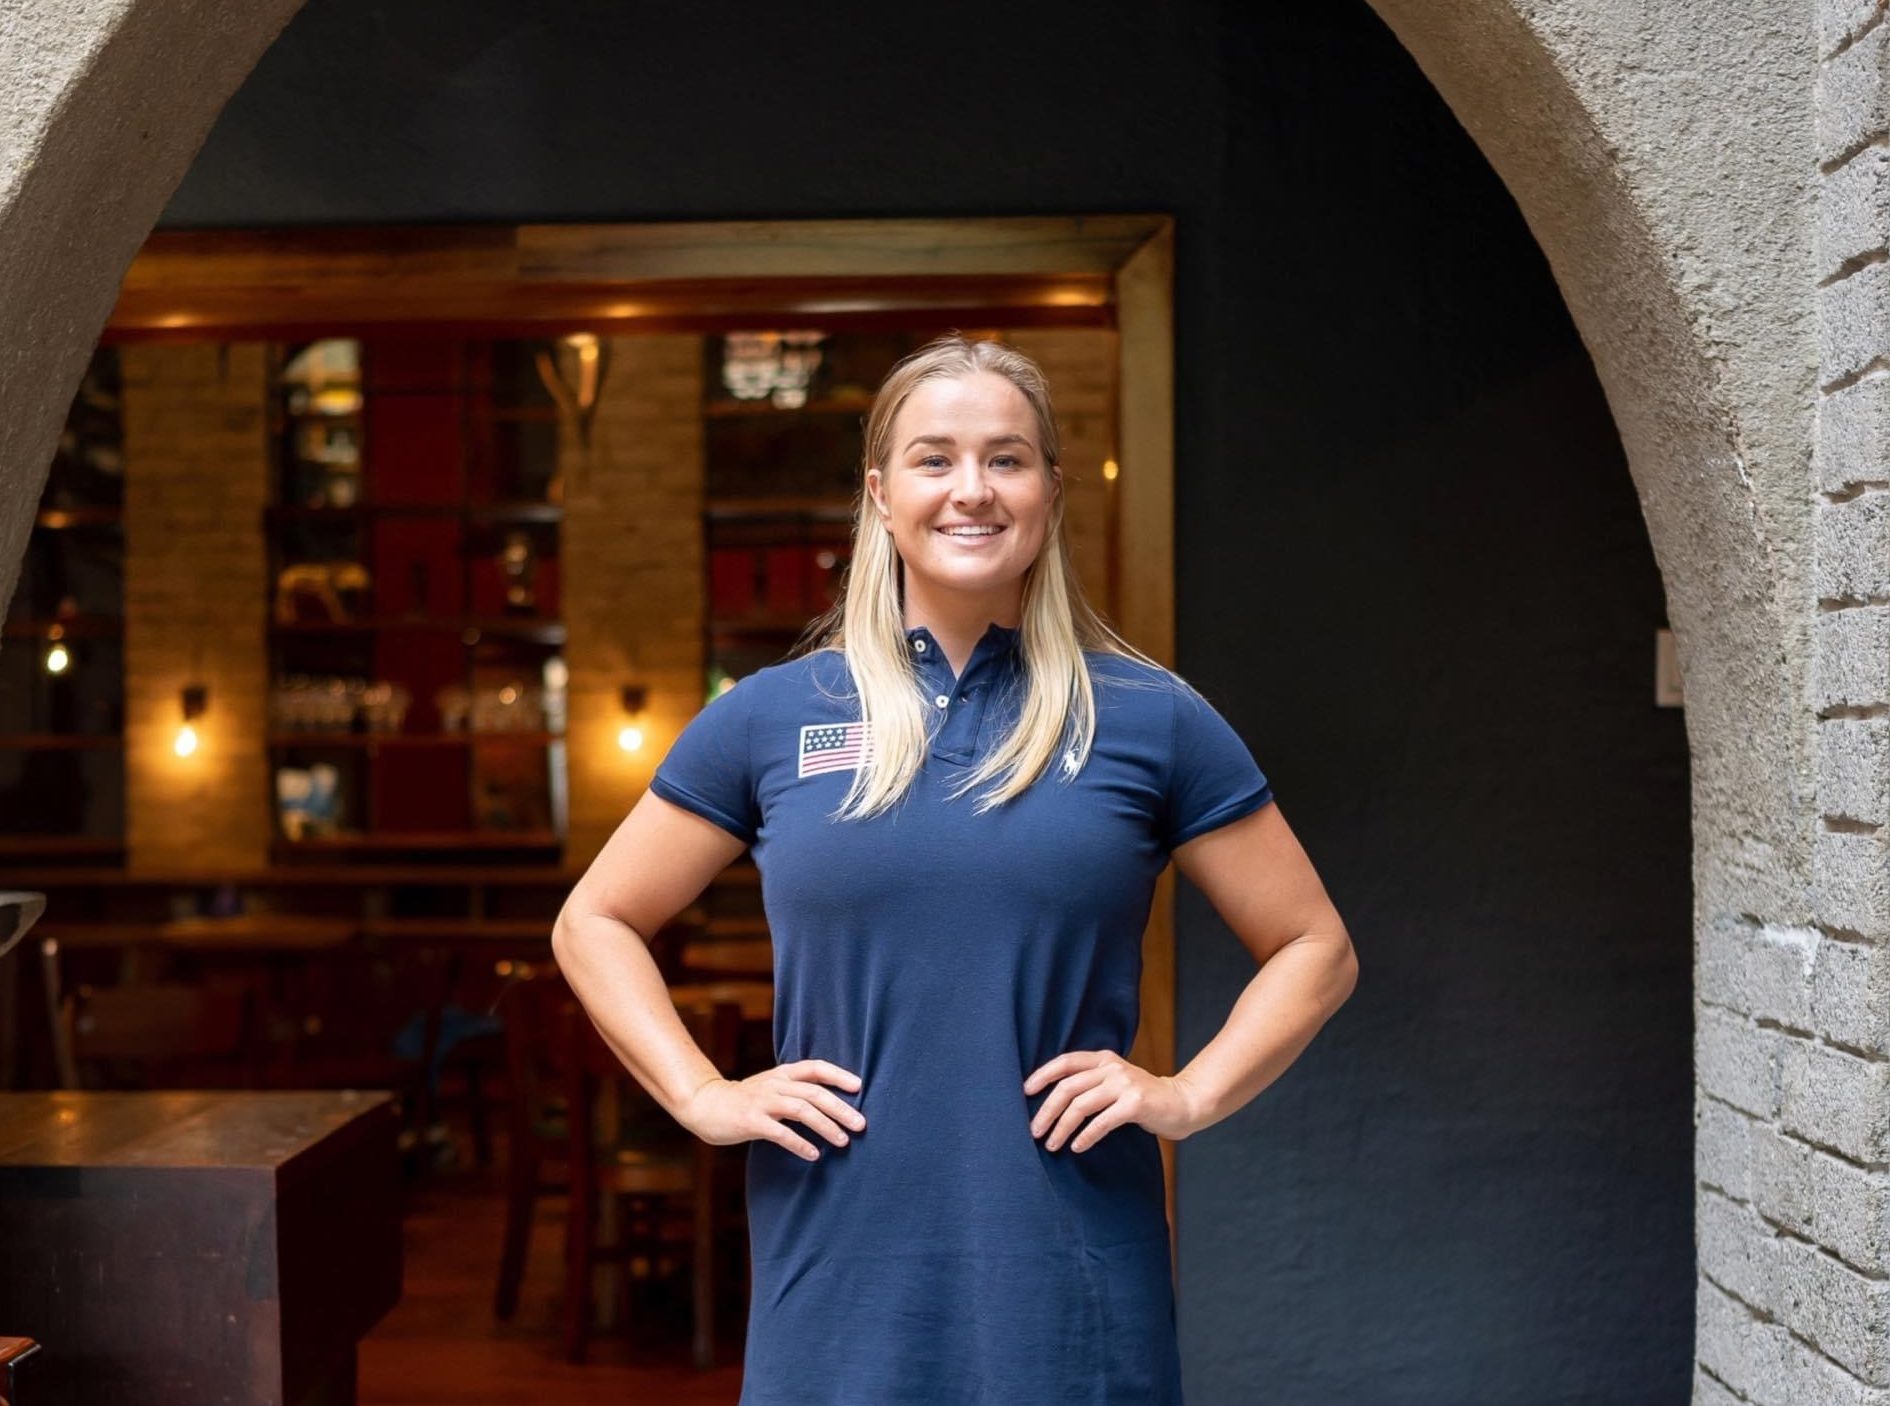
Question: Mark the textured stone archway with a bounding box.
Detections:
[0,1,1875,1399]
[1368,2,1887,1401]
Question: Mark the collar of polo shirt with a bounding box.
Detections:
[903,621,1022,657]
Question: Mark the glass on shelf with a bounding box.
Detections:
[270,675,409,734]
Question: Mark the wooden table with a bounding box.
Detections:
[0,1090,402,1405]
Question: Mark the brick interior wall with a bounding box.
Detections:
[562,335,706,866]
[120,342,270,873]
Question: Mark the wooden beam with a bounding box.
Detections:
[107,216,1169,339]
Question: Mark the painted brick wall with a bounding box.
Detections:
[120,342,270,873]
[1698,4,1890,1401]
[562,335,706,865]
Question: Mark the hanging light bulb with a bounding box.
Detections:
[44,642,70,675]
[618,683,648,754]
[174,683,207,759]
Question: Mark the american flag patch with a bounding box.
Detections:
[798,721,874,778]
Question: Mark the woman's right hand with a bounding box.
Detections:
[679,1059,867,1161]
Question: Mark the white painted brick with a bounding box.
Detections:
[1703,1096,1760,1203]
[1822,374,1890,493]
[1820,492,1890,602]
[1805,1143,1890,1275]
[1697,1276,1760,1399]
[1693,1366,1747,1406]
[1700,1186,1787,1318]
[1702,919,1815,1027]
[1822,23,1890,168]
[1824,259,1890,391]
[1817,606,1890,710]
[1825,143,1890,276]
[1817,828,1890,937]
[1812,935,1890,1050]
[1755,1123,1816,1236]
[1821,715,1890,825]
[1825,0,1889,60]
[1781,1039,1890,1163]
[1699,1007,1786,1119]
[1778,1233,1890,1385]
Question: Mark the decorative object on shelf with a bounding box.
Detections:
[273,560,373,625]
[498,530,537,614]
[721,330,826,409]
[618,683,648,754]
[276,762,342,840]
[435,683,471,734]
[533,332,609,465]
[279,339,364,508]
[174,683,207,759]
[542,656,569,735]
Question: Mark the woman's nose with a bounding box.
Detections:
[951,461,995,503]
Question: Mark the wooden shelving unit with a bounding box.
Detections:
[0,346,126,861]
[265,337,568,862]
[698,330,932,694]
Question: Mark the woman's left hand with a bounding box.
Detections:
[1023,1050,1203,1151]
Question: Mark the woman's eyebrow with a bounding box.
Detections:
[902,433,1034,452]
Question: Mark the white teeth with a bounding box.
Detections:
[941,526,1002,536]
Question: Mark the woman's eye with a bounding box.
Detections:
[992,456,1019,468]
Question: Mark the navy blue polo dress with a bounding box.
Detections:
[649,620,1273,1406]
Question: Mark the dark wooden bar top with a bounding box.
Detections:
[0,1090,403,1406]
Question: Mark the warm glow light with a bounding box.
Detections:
[44,643,70,674]
[1102,459,1119,482]
[617,724,644,753]
[174,723,200,758]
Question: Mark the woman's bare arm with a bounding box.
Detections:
[551,788,750,1117]
[1166,800,1358,1132]
[551,789,866,1156]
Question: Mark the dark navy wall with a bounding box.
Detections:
[164,4,1694,1401]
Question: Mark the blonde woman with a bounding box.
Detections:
[552,333,1357,1403]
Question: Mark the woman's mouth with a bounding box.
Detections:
[937,524,1007,547]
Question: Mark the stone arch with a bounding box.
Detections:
[0,0,306,610]
[0,0,1863,1398]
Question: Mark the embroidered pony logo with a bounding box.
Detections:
[798,721,875,778]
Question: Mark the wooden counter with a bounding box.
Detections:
[0,1090,402,1406]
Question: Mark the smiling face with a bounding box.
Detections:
[865,370,1061,623]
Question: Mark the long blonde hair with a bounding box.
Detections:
[789,332,1169,823]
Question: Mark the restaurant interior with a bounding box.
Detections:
[0,218,1160,1403]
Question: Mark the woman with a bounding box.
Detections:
[552,333,1357,1403]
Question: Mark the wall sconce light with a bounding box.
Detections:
[618,683,648,754]
[43,621,69,675]
[174,683,208,759]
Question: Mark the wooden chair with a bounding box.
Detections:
[261,940,463,1173]
[491,958,570,1322]
[60,980,252,1090]
[560,991,745,1367]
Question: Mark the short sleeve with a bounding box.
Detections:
[649,679,761,846]
[1161,679,1274,850]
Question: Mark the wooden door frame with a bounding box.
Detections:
[109,213,1185,1233]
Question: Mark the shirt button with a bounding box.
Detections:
[934,694,949,709]
[913,639,927,653]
